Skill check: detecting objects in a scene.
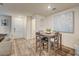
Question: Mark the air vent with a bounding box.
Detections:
[52,8,56,11]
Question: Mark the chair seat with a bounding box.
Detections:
[41,37,48,42]
[41,40,48,43]
[50,38,54,42]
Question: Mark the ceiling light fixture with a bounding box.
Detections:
[48,4,51,9]
[48,4,56,11]
[48,5,51,9]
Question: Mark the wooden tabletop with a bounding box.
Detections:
[40,33,55,38]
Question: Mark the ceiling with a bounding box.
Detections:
[1,3,79,16]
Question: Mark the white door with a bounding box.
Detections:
[14,16,25,39]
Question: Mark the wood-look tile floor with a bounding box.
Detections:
[12,39,75,56]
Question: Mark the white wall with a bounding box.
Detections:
[26,16,32,39]
[8,14,45,39]
[12,15,45,39]
[35,15,45,32]
[32,18,36,39]
[0,7,45,40]
[43,6,79,48]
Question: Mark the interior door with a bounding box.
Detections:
[14,16,24,39]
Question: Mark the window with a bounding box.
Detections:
[53,11,74,33]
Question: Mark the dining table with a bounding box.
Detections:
[40,32,62,55]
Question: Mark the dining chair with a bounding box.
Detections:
[41,36,48,52]
[36,32,41,52]
[51,32,62,55]
[36,32,49,55]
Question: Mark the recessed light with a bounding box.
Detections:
[48,5,51,9]
[48,4,52,9]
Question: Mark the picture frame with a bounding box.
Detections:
[1,17,7,26]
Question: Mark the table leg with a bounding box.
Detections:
[53,37,57,56]
[60,34,62,50]
[39,40,42,56]
[48,37,51,55]
[36,39,37,52]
